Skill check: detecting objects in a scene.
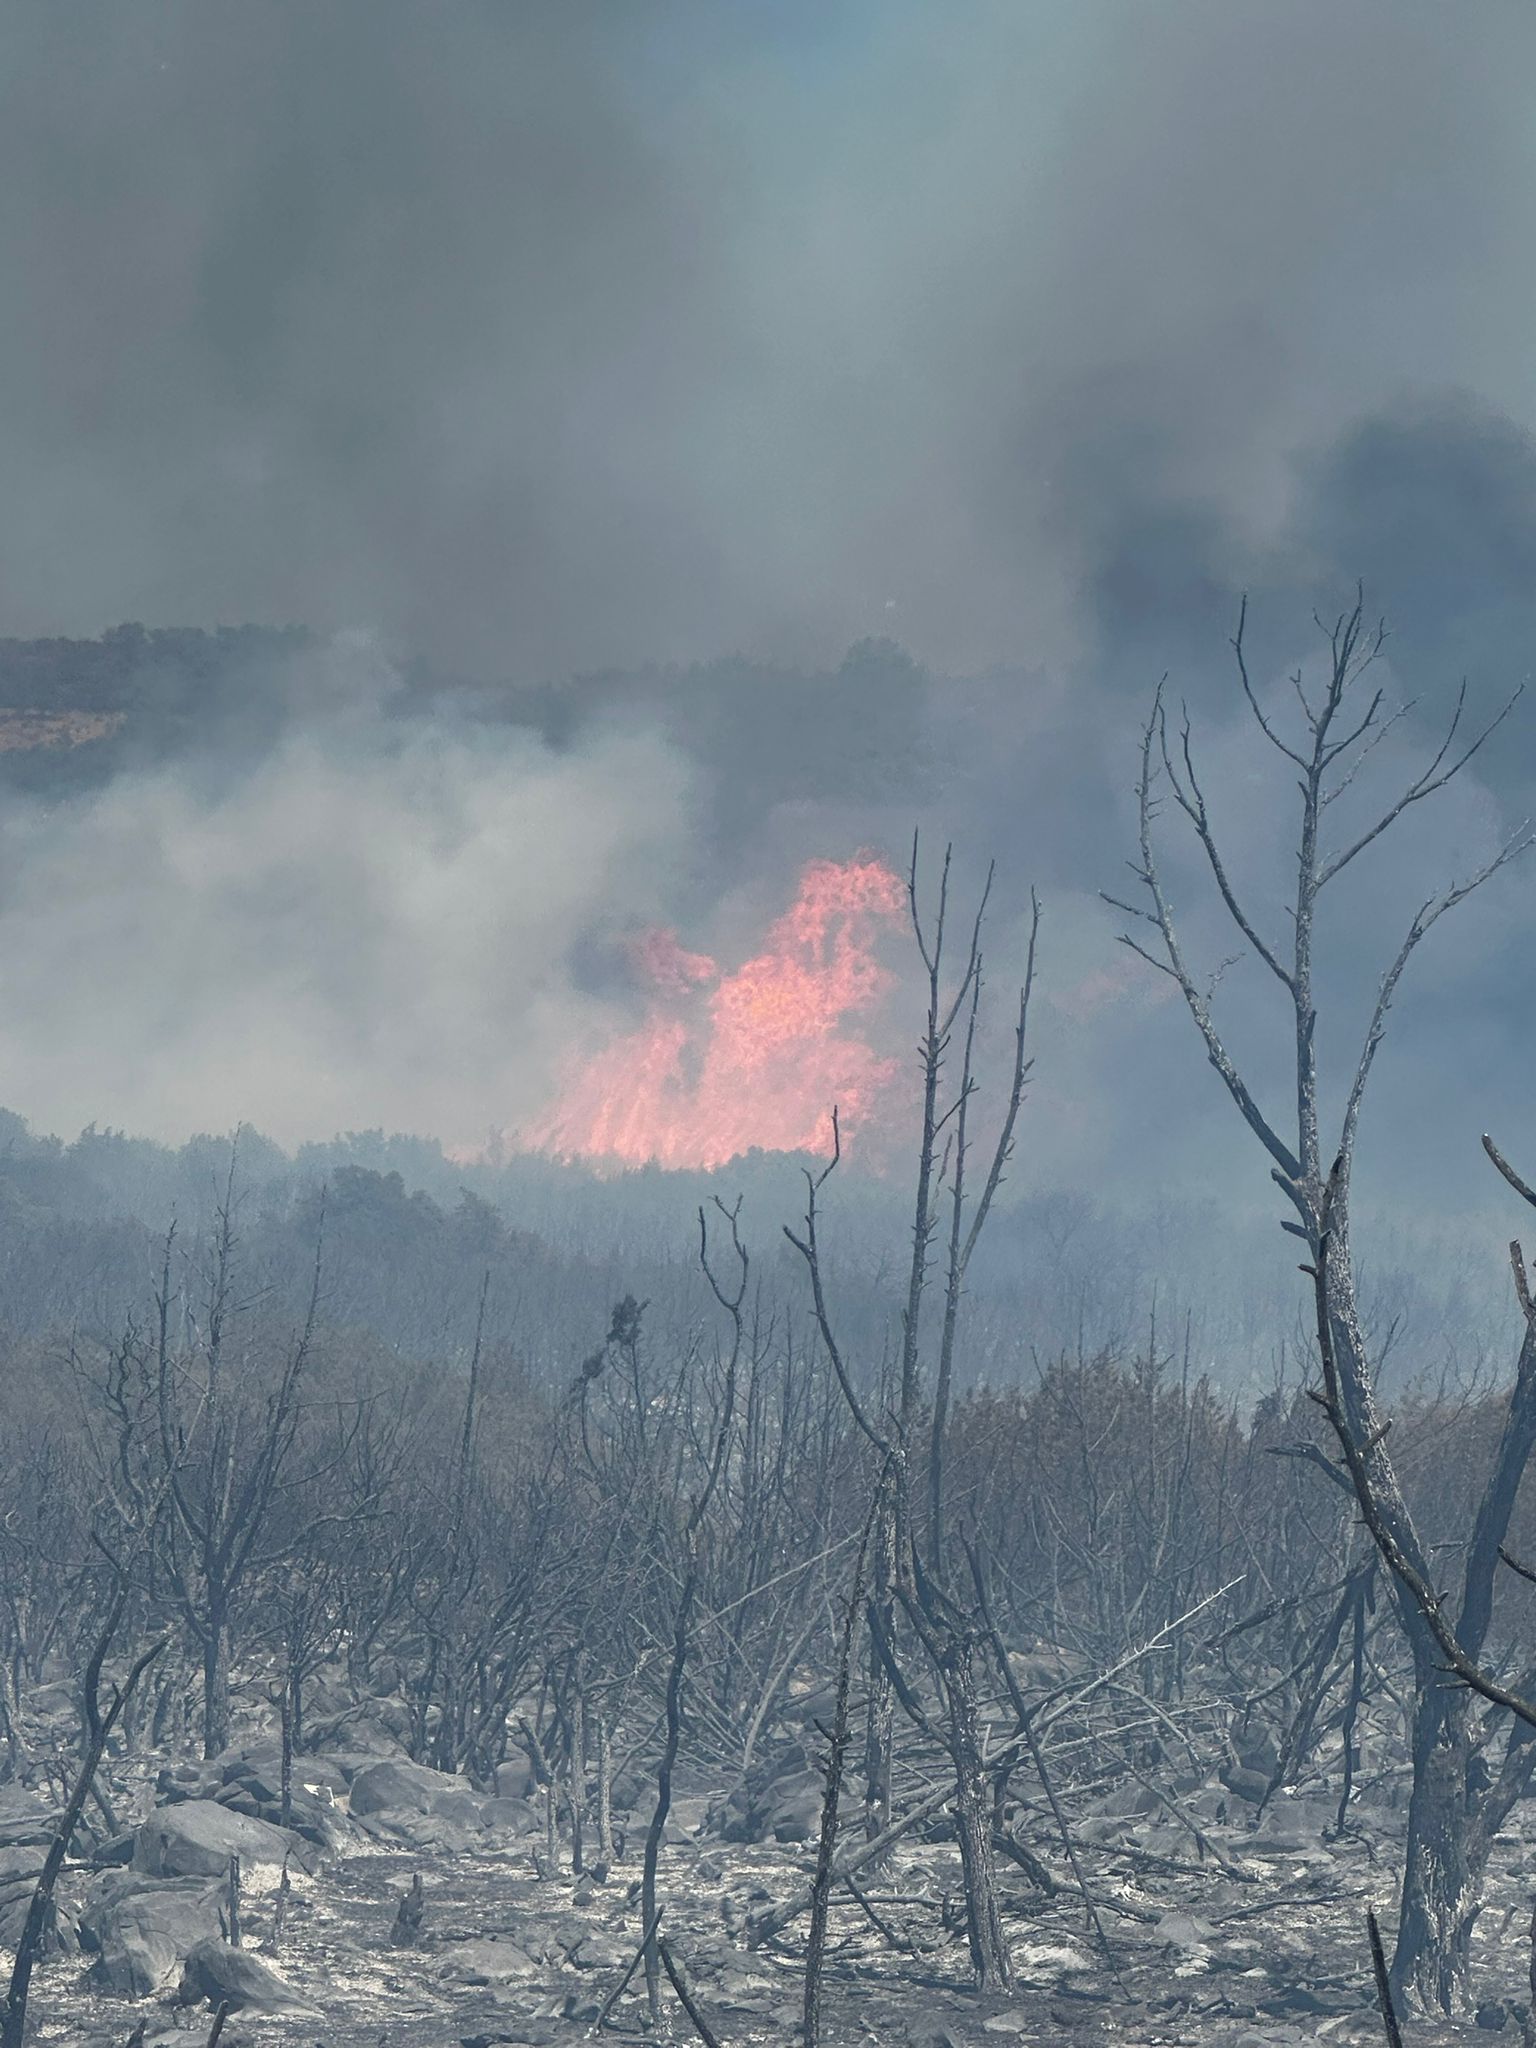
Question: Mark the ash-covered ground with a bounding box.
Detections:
[4,1663,1532,2048]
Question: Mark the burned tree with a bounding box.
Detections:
[1110,590,1534,2012]
[785,838,1038,1993]
[1,1581,164,2048]
[81,1152,328,1758]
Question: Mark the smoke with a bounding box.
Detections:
[1,3,1533,679]
[0,641,694,1147]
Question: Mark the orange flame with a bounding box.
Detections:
[527,855,907,1171]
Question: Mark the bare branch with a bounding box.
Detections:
[1232,598,1309,766]
[1318,682,1524,888]
[1160,702,1294,989]
[1485,1134,1536,1213]
[1338,831,1536,1184]
[1117,688,1302,1184]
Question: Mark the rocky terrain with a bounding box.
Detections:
[3,1670,1535,2048]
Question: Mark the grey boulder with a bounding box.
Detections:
[348,1759,479,1819]
[80,1871,226,1995]
[348,1759,490,1850]
[0,1852,77,1956]
[176,1935,317,2015]
[133,1800,317,1880]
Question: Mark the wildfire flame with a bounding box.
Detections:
[526,855,907,1171]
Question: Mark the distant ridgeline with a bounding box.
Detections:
[0,623,312,785]
[0,623,940,820]
[0,622,311,714]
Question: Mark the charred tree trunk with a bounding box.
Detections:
[642,1577,694,2025]
[287,1651,304,1758]
[202,1610,231,1761]
[1393,1677,1480,2013]
[1114,598,1536,2017]
[863,1519,895,1842]
[1391,1661,1536,2011]
[943,1636,1013,1992]
[568,1677,586,1877]
[596,1714,615,1867]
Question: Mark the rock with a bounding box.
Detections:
[609,1769,649,1812]
[194,1757,351,1851]
[176,1934,318,2015]
[481,1795,538,1836]
[348,1758,480,1819]
[1219,1761,1271,1806]
[0,1868,78,1956]
[133,1799,317,1881]
[1095,1780,1161,1818]
[1259,1984,1340,2016]
[749,1764,827,1843]
[210,1741,346,1800]
[1155,1910,1213,1952]
[720,1756,846,1845]
[255,1783,349,1850]
[1236,1736,1280,1777]
[1478,2002,1510,2031]
[198,1769,352,1851]
[0,1785,58,1848]
[440,1937,541,1983]
[0,1845,46,1887]
[355,1807,481,1854]
[304,1697,412,1754]
[80,1872,226,1995]
[572,1928,632,1970]
[348,1759,489,1850]
[221,1762,283,1805]
[1013,1938,1092,1986]
[295,1755,350,1798]
[494,1746,535,1799]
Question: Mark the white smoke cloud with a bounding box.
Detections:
[0,642,694,1147]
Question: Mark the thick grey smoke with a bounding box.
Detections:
[1,2,1533,678]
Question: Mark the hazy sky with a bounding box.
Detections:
[3,2,1535,678]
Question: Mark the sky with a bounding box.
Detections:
[2,0,1536,1308]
